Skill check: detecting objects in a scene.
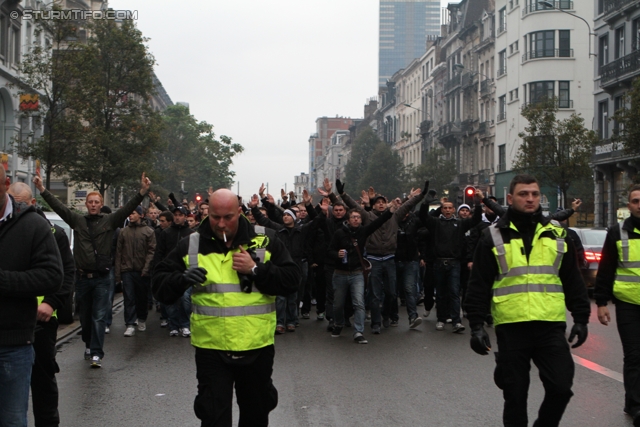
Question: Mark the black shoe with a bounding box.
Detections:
[390,320,399,327]
[353,333,368,344]
[326,321,335,332]
[382,318,390,328]
[331,326,343,338]
[372,325,381,334]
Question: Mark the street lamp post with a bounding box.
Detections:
[537,1,596,59]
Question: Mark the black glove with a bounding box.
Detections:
[182,267,208,286]
[568,323,588,348]
[335,179,345,195]
[470,325,492,355]
[422,180,429,196]
[428,189,437,198]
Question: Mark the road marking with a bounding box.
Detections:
[572,354,623,383]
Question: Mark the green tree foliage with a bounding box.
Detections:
[154,105,243,196]
[408,148,457,196]
[358,142,407,199]
[15,6,85,190]
[59,18,164,195]
[514,98,598,205]
[344,127,382,190]
[612,77,640,157]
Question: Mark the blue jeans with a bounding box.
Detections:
[276,292,298,327]
[368,257,398,327]
[396,260,419,321]
[167,286,192,330]
[0,344,34,427]
[122,271,150,325]
[75,274,111,358]
[433,259,462,324]
[332,271,366,334]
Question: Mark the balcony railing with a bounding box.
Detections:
[497,66,507,77]
[445,73,462,92]
[497,112,507,122]
[603,0,637,21]
[497,23,507,34]
[600,50,640,87]
[480,79,493,95]
[479,121,492,135]
[522,49,574,63]
[438,122,462,139]
[522,1,573,16]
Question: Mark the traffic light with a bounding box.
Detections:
[464,186,475,205]
[195,193,202,204]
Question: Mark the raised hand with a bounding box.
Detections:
[289,191,296,200]
[33,169,45,192]
[335,179,345,195]
[248,194,259,209]
[281,189,286,199]
[368,187,376,199]
[571,198,582,210]
[317,187,329,197]
[267,194,275,205]
[302,189,312,205]
[409,187,422,198]
[140,172,151,195]
[323,178,332,192]
[361,190,370,205]
[259,183,266,199]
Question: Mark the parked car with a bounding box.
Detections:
[569,227,607,297]
[44,212,76,324]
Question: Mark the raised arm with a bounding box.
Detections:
[33,170,83,228]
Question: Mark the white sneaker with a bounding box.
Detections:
[453,323,466,333]
[181,327,191,338]
[137,321,146,331]
[105,326,110,334]
[169,329,179,337]
[435,321,445,331]
[124,326,135,337]
[423,310,431,318]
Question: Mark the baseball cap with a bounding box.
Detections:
[173,206,189,215]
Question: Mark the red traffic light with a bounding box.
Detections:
[465,186,475,197]
[195,193,202,202]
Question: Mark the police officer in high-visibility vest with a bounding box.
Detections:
[595,183,640,427]
[465,174,591,427]
[153,189,300,427]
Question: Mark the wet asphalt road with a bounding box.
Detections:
[36,300,635,427]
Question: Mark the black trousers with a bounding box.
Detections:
[494,323,574,427]
[31,318,60,427]
[194,346,278,427]
[616,300,640,416]
[312,264,326,314]
[422,261,435,311]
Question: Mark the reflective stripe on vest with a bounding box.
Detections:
[614,223,640,305]
[488,222,567,326]
[185,231,276,351]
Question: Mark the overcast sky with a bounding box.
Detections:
[108,0,448,201]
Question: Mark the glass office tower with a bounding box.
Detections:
[379,0,441,87]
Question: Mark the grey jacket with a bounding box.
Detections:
[40,189,144,272]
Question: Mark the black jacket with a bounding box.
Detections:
[0,196,63,346]
[396,212,423,262]
[464,207,591,330]
[418,203,482,260]
[42,223,75,316]
[594,216,640,306]
[152,214,300,304]
[153,222,194,269]
[329,210,393,272]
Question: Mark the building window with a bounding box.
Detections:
[498,49,507,76]
[613,95,625,134]
[559,30,571,57]
[558,81,571,108]
[633,18,640,52]
[615,24,625,59]
[498,144,506,172]
[498,7,507,34]
[599,34,609,73]
[529,81,554,104]
[529,30,555,58]
[498,95,507,121]
[598,0,604,14]
[598,101,609,140]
